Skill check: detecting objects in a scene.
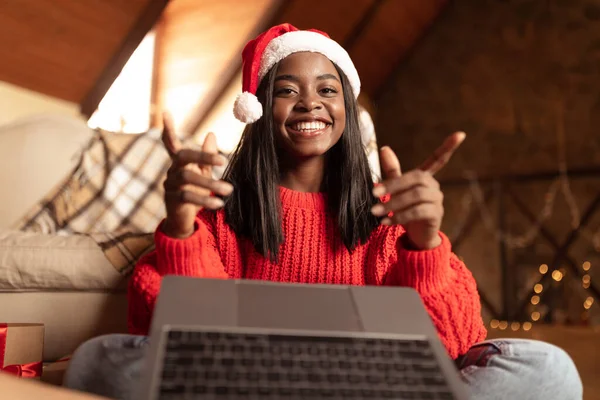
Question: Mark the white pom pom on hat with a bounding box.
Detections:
[233,23,361,124]
[233,91,263,123]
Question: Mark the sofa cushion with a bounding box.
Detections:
[0,291,127,362]
[0,114,94,229]
[15,128,167,275]
[0,229,126,291]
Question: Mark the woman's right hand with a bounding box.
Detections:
[161,112,234,238]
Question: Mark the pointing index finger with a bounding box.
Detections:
[380,146,402,179]
[419,131,466,175]
[162,112,182,158]
[173,148,228,168]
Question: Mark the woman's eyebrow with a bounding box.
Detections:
[274,74,340,83]
[275,74,299,82]
[317,74,340,82]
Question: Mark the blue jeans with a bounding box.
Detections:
[64,334,583,400]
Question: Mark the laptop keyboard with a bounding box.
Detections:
[158,329,455,399]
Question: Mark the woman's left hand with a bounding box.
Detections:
[370,132,466,250]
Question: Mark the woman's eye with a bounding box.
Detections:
[276,88,296,96]
[320,87,338,95]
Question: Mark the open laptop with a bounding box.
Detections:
[136,276,468,399]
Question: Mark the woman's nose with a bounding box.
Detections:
[294,93,322,112]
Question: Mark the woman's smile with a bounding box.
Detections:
[285,116,333,138]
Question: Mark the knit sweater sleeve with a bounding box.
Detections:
[366,228,487,359]
[127,210,230,335]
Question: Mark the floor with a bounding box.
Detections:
[487,324,600,400]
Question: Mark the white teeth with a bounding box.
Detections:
[292,121,327,131]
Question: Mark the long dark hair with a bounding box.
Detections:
[222,62,379,261]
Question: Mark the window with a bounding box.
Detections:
[87,32,155,133]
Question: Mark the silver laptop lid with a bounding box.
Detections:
[137,277,468,400]
[145,277,435,333]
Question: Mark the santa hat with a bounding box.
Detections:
[233,23,361,124]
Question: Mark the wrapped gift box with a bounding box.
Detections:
[0,323,44,378]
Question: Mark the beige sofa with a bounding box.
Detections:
[0,115,129,363]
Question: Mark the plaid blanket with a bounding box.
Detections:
[15,108,381,275]
[15,128,171,274]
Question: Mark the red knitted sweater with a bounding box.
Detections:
[128,187,486,359]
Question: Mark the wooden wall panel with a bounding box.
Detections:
[0,0,150,103]
[350,0,447,95]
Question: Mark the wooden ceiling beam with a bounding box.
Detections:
[80,0,171,118]
[373,0,448,100]
[343,0,386,50]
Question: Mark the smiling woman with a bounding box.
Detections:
[64,23,582,400]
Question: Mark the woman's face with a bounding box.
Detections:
[272,52,346,159]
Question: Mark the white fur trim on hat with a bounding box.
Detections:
[259,30,361,98]
[233,92,263,124]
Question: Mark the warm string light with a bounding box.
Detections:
[528,264,548,323]
[525,261,595,324]
[581,262,594,315]
[582,261,592,291]
[525,261,597,324]
[455,100,599,327]
[488,319,533,332]
[552,269,564,282]
[487,263,548,331]
[582,275,591,289]
[457,177,599,325]
[526,266,565,323]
